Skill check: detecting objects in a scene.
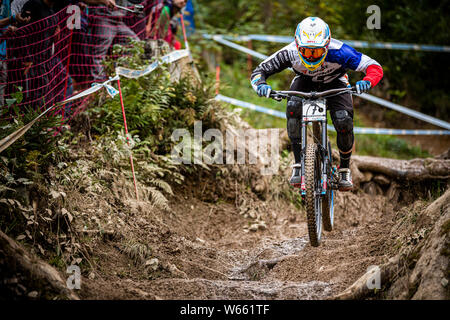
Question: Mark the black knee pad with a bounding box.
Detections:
[333,110,353,133]
[333,110,354,152]
[287,118,301,141]
[337,131,354,153]
[286,96,303,119]
[286,96,302,141]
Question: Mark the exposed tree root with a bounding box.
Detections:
[333,256,400,300]
[0,230,79,300]
[334,190,450,300]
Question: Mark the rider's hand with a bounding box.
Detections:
[257,84,272,98]
[15,13,31,25]
[356,80,371,94]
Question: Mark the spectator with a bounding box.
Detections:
[17,0,75,115]
[147,0,186,49]
[20,0,56,23]
[0,0,30,107]
[88,0,140,81]
[11,0,28,16]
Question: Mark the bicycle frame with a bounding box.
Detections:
[299,101,329,196]
[270,86,355,246]
[270,87,355,196]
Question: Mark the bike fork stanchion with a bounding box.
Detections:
[300,121,307,194]
[321,120,328,193]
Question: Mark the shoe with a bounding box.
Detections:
[338,168,353,191]
[290,163,302,187]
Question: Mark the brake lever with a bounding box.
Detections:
[269,91,286,101]
[272,95,283,101]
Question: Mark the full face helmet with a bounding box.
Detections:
[294,17,331,72]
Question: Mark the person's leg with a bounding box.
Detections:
[115,20,139,45]
[0,61,6,107]
[326,79,354,190]
[286,76,316,186]
[90,17,115,81]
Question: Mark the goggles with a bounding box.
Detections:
[299,47,326,61]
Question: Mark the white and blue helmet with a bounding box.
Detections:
[294,17,331,71]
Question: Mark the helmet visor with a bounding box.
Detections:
[299,47,326,62]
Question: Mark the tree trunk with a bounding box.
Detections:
[352,155,450,181]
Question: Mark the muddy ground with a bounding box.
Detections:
[79,183,400,300]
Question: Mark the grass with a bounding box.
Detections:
[355,134,430,159]
[219,60,290,129]
[217,61,431,160]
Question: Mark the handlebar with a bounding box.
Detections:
[269,86,356,101]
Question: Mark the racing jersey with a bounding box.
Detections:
[251,38,383,90]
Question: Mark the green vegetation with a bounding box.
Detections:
[219,61,288,129]
[195,0,449,121]
[0,40,235,271]
[354,134,430,159]
[0,106,65,179]
[192,0,446,160]
[215,60,430,160]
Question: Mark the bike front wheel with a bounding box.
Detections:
[304,143,322,247]
[322,140,335,232]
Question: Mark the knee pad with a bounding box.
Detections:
[287,118,301,141]
[286,96,303,119]
[333,110,354,152]
[337,131,354,153]
[333,110,353,133]
[286,96,302,141]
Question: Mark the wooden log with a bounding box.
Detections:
[352,156,450,181]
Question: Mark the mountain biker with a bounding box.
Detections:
[250,17,383,191]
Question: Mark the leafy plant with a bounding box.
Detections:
[0,106,65,180]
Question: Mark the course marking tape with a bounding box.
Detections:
[214,34,450,53]
[208,36,450,130]
[0,50,191,154]
[359,93,450,130]
[116,49,190,79]
[215,94,450,136]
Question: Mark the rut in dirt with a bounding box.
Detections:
[80,187,402,300]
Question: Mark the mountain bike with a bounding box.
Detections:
[270,87,356,247]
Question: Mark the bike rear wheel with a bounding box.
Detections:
[304,143,322,247]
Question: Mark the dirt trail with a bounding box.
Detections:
[81,185,398,300]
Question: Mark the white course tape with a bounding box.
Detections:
[0,76,121,154]
[215,94,450,136]
[208,35,450,131]
[216,94,285,118]
[116,49,190,79]
[359,93,450,130]
[203,34,269,60]
[64,75,120,103]
[0,50,190,154]
[215,34,450,53]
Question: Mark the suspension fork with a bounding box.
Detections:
[300,120,307,193]
[321,119,328,194]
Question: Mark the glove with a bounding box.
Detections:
[257,84,272,98]
[356,80,371,94]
